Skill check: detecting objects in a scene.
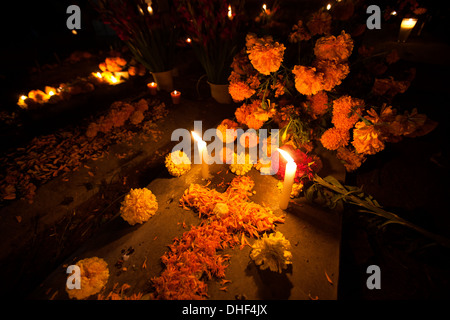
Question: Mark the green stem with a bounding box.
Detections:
[313,174,450,249]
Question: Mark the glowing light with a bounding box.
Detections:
[110,75,118,84]
[20,95,27,101]
[71,29,77,35]
[326,3,331,10]
[401,18,417,29]
[96,72,102,78]
[147,5,153,14]
[228,5,232,19]
[390,11,397,16]
[186,37,192,43]
[262,4,267,12]
[48,91,55,96]
[277,148,295,163]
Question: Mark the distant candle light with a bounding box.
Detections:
[391,11,397,16]
[228,5,232,20]
[262,3,267,12]
[326,3,332,10]
[20,95,27,101]
[147,5,153,15]
[71,29,77,35]
[48,91,55,96]
[186,37,192,43]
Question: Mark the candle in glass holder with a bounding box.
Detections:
[277,148,297,210]
[191,131,210,179]
[147,82,157,95]
[398,18,417,42]
[171,90,181,104]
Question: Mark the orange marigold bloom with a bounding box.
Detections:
[336,147,366,172]
[332,95,365,130]
[292,65,325,95]
[271,76,286,97]
[315,59,350,91]
[371,77,410,98]
[320,127,350,150]
[235,100,273,130]
[307,91,329,117]
[246,35,286,75]
[352,121,385,155]
[228,79,256,101]
[314,31,354,62]
[216,119,239,143]
[306,11,332,36]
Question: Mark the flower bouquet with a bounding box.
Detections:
[95,0,178,75]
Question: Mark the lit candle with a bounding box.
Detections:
[277,148,297,210]
[147,82,157,95]
[326,3,331,10]
[171,90,181,104]
[147,5,153,15]
[227,5,233,20]
[398,18,417,42]
[262,3,267,13]
[186,37,192,44]
[192,131,210,179]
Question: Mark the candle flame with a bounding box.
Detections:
[147,5,153,14]
[186,37,192,43]
[326,3,331,10]
[149,82,156,87]
[262,4,267,12]
[72,29,77,35]
[390,11,397,16]
[110,75,118,83]
[20,95,27,100]
[228,5,232,19]
[191,131,203,143]
[277,148,295,163]
[173,90,178,95]
[96,72,102,78]
[48,91,55,96]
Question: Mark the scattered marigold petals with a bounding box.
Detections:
[308,293,319,300]
[325,270,333,285]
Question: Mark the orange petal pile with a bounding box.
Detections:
[151,176,284,299]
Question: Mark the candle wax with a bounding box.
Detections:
[279,161,297,210]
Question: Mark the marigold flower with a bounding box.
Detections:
[165,151,191,177]
[306,91,329,117]
[228,79,256,101]
[371,77,410,98]
[292,65,325,95]
[352,121,385,155]
[235,100,273,130]
[315,60,350,91]
[314,31,354,62]
[250,231,292,273]
[216,119,239,143]
[306,11,332,36]
[320,127,350,150]
[230,153,253,176]
[120,188,158,225]
[246,35,286,75]
[336,147,366,172]
[332,95,365,130]
[66,257,109,300]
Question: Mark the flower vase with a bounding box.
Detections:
[208,82,232,104]
[151,70,174,92]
